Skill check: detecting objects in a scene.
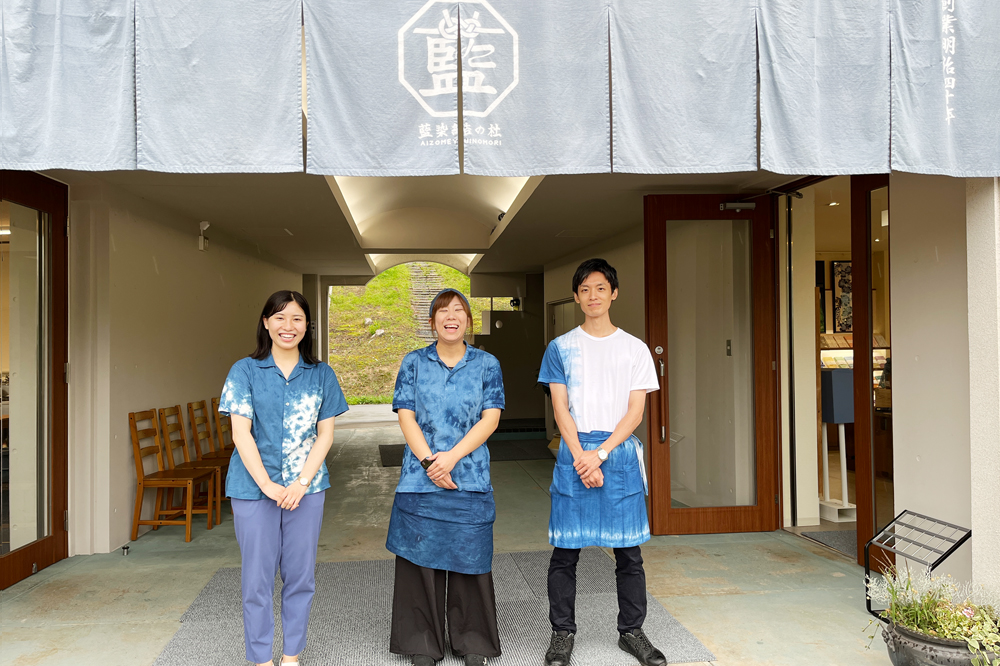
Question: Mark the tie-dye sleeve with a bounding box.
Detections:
[219,358,254,419]
[392,352,417,413]
[318,364,349,421]
[537,340,567,386]
[482,354,505,411]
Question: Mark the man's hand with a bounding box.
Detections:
[574,448,603,479]
[582,467,604,489]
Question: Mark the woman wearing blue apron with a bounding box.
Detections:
[220,290,349,666]
[387,288,505,666]
[538,259,667,666]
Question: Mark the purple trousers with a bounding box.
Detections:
[232,491,325,664]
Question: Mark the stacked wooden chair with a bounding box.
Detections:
[129,409,214,542]
[211,397,235,457]
[158,405,226,526]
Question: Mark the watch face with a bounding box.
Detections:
[598,448,608,460]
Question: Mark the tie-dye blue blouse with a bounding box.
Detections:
[219,355,349,500]
[392,344,505,493]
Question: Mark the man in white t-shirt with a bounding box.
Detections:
[537,259,667,666]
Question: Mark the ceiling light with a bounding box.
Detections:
[0,229,10,235]
[828,202,840,206]
[875,238,880,242]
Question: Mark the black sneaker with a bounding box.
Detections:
[618,628,668,666]
[411,656,436,666]
[463,655,487,666]
[544,630,575,666]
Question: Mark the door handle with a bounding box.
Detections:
[658,358,666,443]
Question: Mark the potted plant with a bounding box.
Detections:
[866,566,1000,666]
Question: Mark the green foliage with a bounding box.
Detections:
[866,566,1000,664]
[346,395,394,405]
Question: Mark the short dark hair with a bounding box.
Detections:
[572,258,619,294]
[251,290,319,364]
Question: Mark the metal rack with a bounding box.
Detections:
[864,509,973,620]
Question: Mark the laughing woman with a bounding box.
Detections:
[387,288,505,666]
[219,290,348,666]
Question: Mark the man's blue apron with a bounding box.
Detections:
[549,431,651,550]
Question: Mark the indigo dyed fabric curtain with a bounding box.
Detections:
[758,0,890,175]
[610,0,757,174]
[0,0,136,170]
[459,0,611,176]
[305,0,460,176]
[890,0,1000,177]
[134,0,303,173]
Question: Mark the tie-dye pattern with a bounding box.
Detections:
[548,431,651,549]
[218,356,349,500]
[391,343,505,493]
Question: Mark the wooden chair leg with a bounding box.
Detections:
[132,483,144,541]
[185,481,193,542]
[206,476,214,531]
[152,488,164,530]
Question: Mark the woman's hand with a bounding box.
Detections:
[262,481,286,503]
[425,451,457,479]
[574,449,604,480]
[430,471,458,490]
[278,481,308,511]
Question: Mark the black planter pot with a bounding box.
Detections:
[883,624,999,666]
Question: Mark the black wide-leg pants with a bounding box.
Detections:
[547,546,647,634]
[389,555,502,660]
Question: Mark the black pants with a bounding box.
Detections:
[389,556,501,660]
[548,546,647,634]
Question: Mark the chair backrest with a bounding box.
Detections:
[129,409,166,477]
[188,400,217,460]
[211,397,232,449]
[158,405,192,468]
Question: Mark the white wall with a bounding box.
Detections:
[890,173,972,580]
[966,177,1000,595]
[65,175,301,554]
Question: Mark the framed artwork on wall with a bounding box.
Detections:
[832,261,852,332]
[816,260,827,334]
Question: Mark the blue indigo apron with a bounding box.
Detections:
[386,489,496,575]
[549,431,651,549]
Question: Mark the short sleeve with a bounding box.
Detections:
[318,365,349,421]
[537,340,567,386]
[631,340,660,393]
[392,352,417,412]
[481,354,505,411]
[219,359,254,419]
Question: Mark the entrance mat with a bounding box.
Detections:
[155,549,715,665]
[802,529,857,558]
[379,440,553,467]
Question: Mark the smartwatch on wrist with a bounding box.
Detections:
[420,457,433,470]
[596,446,608,462]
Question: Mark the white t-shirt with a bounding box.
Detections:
[538,327,660,434]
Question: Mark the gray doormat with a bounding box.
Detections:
[379,440,553,467]
[802,529,857,557]
[155,549,714,665]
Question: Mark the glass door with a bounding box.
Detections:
[0,171,68,589]
[644,195,780,534]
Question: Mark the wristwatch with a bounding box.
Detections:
[420,457,433,470]
[596,446,608,462]
[298,476,311,487]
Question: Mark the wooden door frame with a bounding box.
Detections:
[851,174,890,564]
[644,194,781,535]
[0,171,69,590]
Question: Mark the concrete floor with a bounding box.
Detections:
[1,425,890,666]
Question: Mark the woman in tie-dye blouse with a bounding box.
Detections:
[219,290,348,666]
[386,288,505,666]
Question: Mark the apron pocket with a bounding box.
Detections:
[550,463,579,498]
[618,464,645,498]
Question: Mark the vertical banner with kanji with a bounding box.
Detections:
[459,0,611,176]
[890,0,1000,176]
[305,0,461,176]
[758,0,890,175]
[610,0,757,174]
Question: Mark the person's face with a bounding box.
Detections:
[264,301,307,353]
[574,271,618,319]
[432,295,469,343]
